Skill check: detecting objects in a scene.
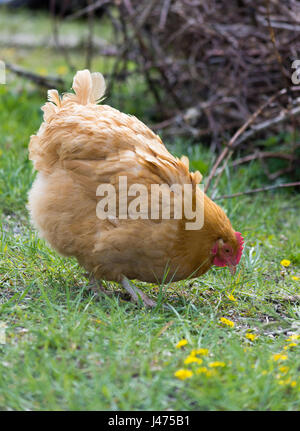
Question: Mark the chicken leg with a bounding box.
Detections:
[121,276,157,308]
[87,275,114,298]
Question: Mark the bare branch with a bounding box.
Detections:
[5,62,64,89]
[214,182,300,201]
[204,89,288,193]
[65,0,110,21]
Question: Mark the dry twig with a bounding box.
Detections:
[214,182,300,200]
[6,62,64,89]
[205,89,288,193]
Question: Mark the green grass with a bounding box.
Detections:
[0,9,300,411]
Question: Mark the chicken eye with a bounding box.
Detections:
[225,249,230,253]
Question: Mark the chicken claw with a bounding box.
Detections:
[121,276,157,308]
[87,276,114,298]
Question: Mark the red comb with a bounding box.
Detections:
[235,231,244,264]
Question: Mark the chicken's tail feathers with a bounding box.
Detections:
[29,69,106,172]
[90,72,106,103]
[40,70,106,122]
[43,69,106,110]
[63,69,106,105]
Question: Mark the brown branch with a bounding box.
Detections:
[216,151,296,171]
[204,88,288,193]
[222,150,297,182]
[5,62,64,89]
[266,166,294,181]
[232,104,300,147]
[210,151,233,199]
[265,0,290,86]
[112,0,300,156]
[50,0,75,72]
[159,0,172,30]
[214,182,300,200]
[65,0,111,21]
[122,0,163,107]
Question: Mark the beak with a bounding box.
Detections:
[229,264,236,275]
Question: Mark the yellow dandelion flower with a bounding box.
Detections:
[220,317,235,328]
[279,366,289,374]
[291,276,299,281]
[272,353,288,361]
[261,370,268,375]
[184,356,203,365]
[209,361,226,368]
[196,367,208,374]
[280,259,291,267]
[245,333,258,341]
[277,377,293,386]
[190,348,209,356]
[286,334,300,341]
[174,369,193,380]
[227,293,237,302]
[290,381,297,388]
[176,339,188,349]
[283,342,297,350]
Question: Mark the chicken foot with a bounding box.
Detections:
[87,274,157,308]
[121,276,157,308]
[87,275,115,298]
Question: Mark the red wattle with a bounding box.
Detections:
[234,231,244,265]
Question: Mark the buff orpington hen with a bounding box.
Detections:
[28,70,244,307]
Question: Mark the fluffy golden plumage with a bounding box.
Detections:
[28,69,240,286]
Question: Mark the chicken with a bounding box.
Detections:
[28,70,244,307]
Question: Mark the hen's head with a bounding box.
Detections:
[211,231,244,274]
